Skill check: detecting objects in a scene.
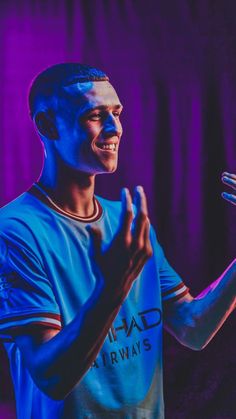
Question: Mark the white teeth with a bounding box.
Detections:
[98,143,116,151]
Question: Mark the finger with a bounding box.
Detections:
[221,192,236,206]
[143,217,152,253]
[127,252,150,283]
[127,221,153,285]
[221,176,236,190]
[134,185,148,216]
[132,220,153,262]
[222,172,236,180]
[132,186,149,246]
[120,188,134,242]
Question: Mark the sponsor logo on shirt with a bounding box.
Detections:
[108,307,162,342]
[91,307,162,369]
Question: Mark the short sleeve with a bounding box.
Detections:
[149,226,190,303]
[0,235,61,340]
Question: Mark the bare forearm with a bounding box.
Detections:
[192,259,236,347]
[165,259,236,350]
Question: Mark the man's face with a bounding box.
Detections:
[52,80,123,175]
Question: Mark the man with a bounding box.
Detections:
[0,63,235,419]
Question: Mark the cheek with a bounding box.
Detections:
[75,122,100,142]
[86,123,102,139]
[70,127,97,160]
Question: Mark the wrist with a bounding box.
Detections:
[88,277,123,314]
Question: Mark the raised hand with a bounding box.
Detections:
[221,172,236,206]
[89,186,153,306]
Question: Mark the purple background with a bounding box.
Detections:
[0,1,236,418]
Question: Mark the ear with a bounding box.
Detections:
[34,111,59,140]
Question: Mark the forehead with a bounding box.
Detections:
[61,81,121,111]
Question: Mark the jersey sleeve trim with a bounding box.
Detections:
[0,312,62,331]
[162,282,189,303]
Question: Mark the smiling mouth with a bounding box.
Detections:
[95,143,117,152]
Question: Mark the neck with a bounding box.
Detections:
[38,166,96,218]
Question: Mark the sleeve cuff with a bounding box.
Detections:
[162,282,190,303]
[0,312,62,333]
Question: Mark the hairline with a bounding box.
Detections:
[30,79,114,119]
[29,63,110,119]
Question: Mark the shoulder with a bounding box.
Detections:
[0,191,44,244]
[0,191,36,219]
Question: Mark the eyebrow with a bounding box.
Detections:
[80,104,123,116]
[86,104,123,112]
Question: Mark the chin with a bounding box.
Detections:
[95,159,118,174]
[97,166,118,175]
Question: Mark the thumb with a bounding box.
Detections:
[87,226,102,258]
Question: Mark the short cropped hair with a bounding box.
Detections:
[28,63,109,119]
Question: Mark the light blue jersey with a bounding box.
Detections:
[0,188,189,419]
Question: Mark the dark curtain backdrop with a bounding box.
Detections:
[0,1,235,418]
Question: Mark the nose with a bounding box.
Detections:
[103,113,122,138]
